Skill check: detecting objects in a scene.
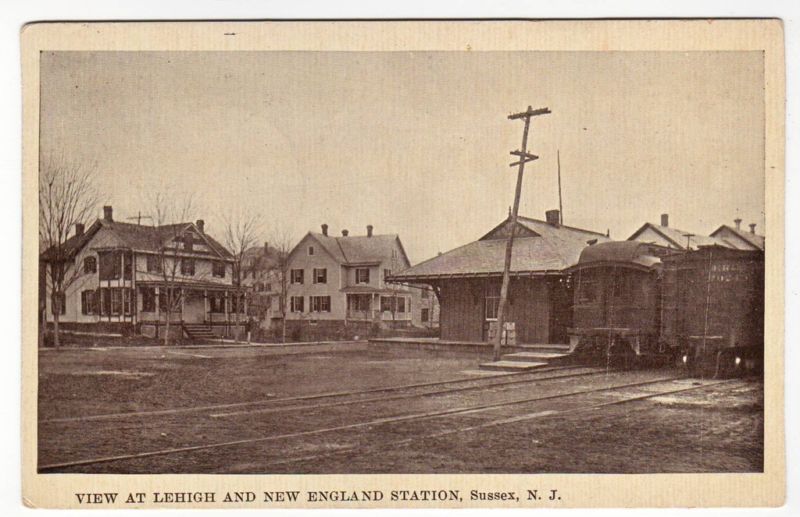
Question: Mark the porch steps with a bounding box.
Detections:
[502,351,567,362]
[183,324,215,341]
[478,343,573,372]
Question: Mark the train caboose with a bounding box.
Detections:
[566,241,669,362]
[660,246,764,376]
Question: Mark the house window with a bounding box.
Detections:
[184,233,194,252]
[209,293,225,313]
[80,290,96,315]
[383,268,391,281]
[83,256,97,274]
[146,255,162,273]
[308,246,315,256]
[99,288,110,315]
[356,268,370,284]
[380,296,395,312]
[421,308,430,323]
[421,289,429,299]
[123,288,132,315]
[314,268,327,284]
[291,269,304,284]
[310,296,331,313]
[290,296,304,313]
[397,297,407,313]
[212,261,226,278]
[231,296,245,314]
[123,254,132,280]
[181,258,195,276]
[98,251,121,280]
[111,288,122,315]
[141,287,156,312]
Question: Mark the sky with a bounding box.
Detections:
[40,51,765,264]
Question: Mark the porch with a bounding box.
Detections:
[136,282,247,338]
[344,290,412,323]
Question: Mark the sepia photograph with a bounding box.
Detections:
[20,20,785,509]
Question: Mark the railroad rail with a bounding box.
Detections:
[39,374,727,472]
[41,365,603,425]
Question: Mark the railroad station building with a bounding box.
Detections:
[389,210,610,344]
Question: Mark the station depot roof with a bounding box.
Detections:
[568,241,664,273]
[389,215,611,281]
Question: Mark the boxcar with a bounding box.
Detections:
[660,246,764,376]
[566,241,669,361]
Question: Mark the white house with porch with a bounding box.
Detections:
[40,205,245,340]
[283,224,424,331]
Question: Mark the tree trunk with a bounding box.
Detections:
[163,290,170,346]
[53,310,60,349]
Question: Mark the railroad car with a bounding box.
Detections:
[660,246,764,377]
[565,241,764,376]
[566,241,668,364]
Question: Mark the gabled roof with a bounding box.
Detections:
[390,216,611,281]
[293,232,411,268]
[242,244,285,271]
[709,225,765,251]
[627,222,729,250]
[41,218,232,261]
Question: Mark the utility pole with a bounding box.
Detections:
[557,149,564,225]
[492,105,551,361]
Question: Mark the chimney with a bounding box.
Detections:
[75,223,84,237]
[545,209,560,226]
[734,217,742,230]
[341,229,349,237]
[103,205,113,222]
[660,213,669,227]
[321,224,328,236]
[263,241,269,255]
[367,224,374,237]
[749,223,756,234]
[196,219,205,233]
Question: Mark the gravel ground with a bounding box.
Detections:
[37,345,763,474]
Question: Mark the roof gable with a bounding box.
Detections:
[41,219,233,261]
[290,231,411,268]
[710,225,765,251]
[628,222,731,250]
[391,215,611,280]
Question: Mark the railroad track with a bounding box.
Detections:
[38,373,728,472]
[258,378,742,471]
[41,364,605,425]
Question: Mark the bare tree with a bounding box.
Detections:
[222,210,264,342]
[147,192,196,346]
[39,155,99,348]
[269,228,295,343]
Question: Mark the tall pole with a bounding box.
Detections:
[492,106,550,361]
[557,149,564,225]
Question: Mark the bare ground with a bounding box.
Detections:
[37,344,763,474]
